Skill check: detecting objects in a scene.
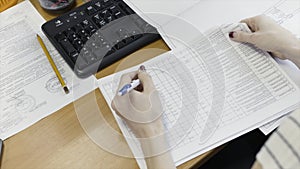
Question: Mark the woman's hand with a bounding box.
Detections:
[111,66,176,169]
[111,66,164,138]
[230,15,300,65]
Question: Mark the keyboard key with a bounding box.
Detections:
[68,33,78,43]
[130,30,143,39]
[73,39,84,51]
[92,31,103,39]
[60,38,77,56]
[93,13,102,22]
[79,35,89,44]
[90,42,98,49]
[81,19,90,27]
[65,27,75,37]
[108,6,124,18]
[92,44,115,59]
[72,24,83,33]
[100,9,111,18]
[86,5,97,15]
[118,2,134,15]
[94,1,103,10]
[115,41,126,49]
[81,47,95,64]
[123,36,134,44]
[109,5,118,13]
[86,53,97,63]
[70,51,79,62]
[86,25,97,35]
[102,0,113,6]
[94,38,108,48]
[79,29,88,36]
[113,10,124,19]
[97,19,107,27]
[55,32,66,42]
[106,48,115,55]
[104,14,114,23]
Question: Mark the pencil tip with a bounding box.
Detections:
[63,86,70,94]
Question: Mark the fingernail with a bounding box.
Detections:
[229,31,236,38]
[139,65,146,72]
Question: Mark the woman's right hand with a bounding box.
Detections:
[111,66,165,138]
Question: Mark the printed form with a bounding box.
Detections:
[98,23,300,168]
[125,0,300,134]
[0,1,97,140]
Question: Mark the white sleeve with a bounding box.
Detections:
[256,109,300,169]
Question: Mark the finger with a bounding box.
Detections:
[229,31,257,44]
[134,65,146,92]
[117,71,138,91]
[241,15,260,32]
[241,18,255,32]
[137,71,156,93]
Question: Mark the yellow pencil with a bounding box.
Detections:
[37,34,69,94]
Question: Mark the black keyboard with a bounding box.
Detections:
[42,0,161,78]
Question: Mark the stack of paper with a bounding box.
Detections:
[98,0,300,168]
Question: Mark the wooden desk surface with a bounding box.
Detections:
[1,0,217,168]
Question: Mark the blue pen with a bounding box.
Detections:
[118,79,141,96]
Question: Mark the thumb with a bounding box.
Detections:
[229,31,257,44]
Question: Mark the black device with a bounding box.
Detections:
[42,0,161,78]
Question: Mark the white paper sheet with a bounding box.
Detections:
[0,1,97,140]
[98,23,300,168]
[125,0,300,135]
[258,0,300,134]
[259,58,300,134]
[123,0,202,49]
[125,0,199,17]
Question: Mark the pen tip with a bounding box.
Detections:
[63,86,70,94]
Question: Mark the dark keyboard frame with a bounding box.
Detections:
[42,0,161,78]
